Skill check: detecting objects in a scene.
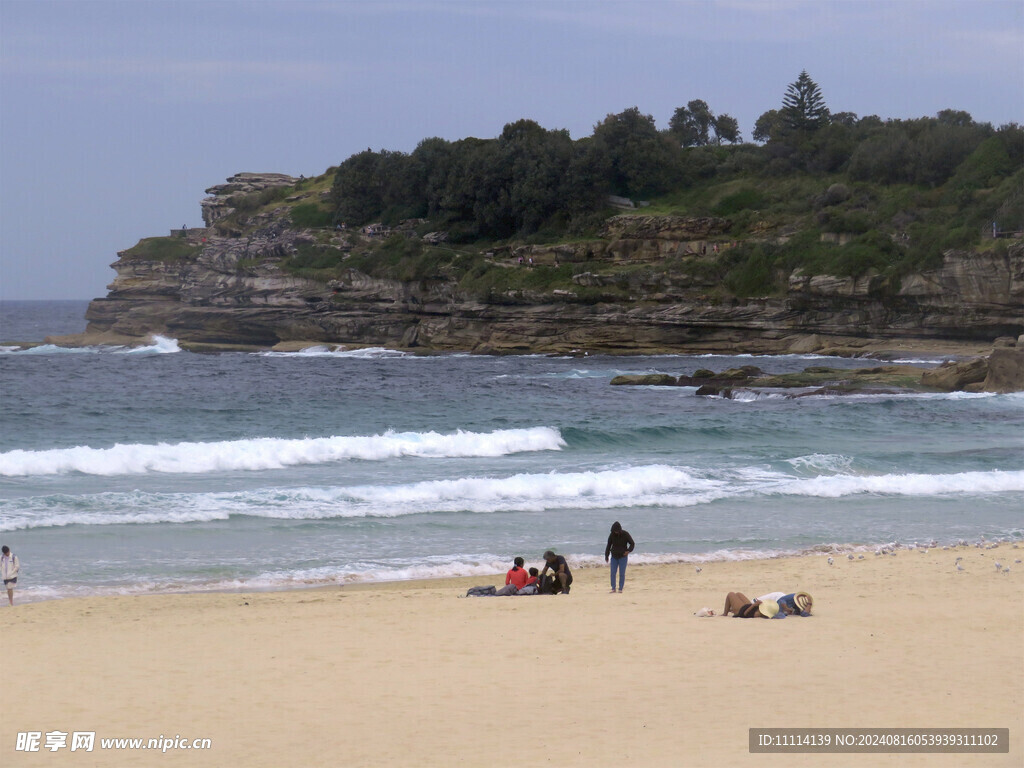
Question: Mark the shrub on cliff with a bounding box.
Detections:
[121,237,201,262]
[290,203,333,229]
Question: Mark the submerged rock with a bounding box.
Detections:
[610,374,678,386]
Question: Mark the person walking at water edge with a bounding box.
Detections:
[605,521,635,593]
[1,546,19,606]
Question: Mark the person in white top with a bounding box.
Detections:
[1,546,20,606]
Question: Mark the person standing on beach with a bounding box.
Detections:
[1,546,19,606]
[604,521,635,593]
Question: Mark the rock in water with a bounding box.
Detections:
[982,347,1024,393]
[610,374,678,386]
[920,357,988,391]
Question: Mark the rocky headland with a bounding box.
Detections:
[25,172,1024,382]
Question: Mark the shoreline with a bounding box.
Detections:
[11,536,1021,606]
[4,550,1021,766]
[0,328,999,360]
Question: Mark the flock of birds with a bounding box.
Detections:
[689,541,1020,575]
[821,540,1020,573]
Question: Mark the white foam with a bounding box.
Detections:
[774,469,1024,498]
[0,335,180,355]
[0,465,729,530]
[0,426,566,477]
[786,453,855,474]
[117,335,180,354]
[11,344,100,355]
[4,464,1021,532]
[258,346,409,358]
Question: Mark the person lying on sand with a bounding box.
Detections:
[721,591,780,618]
[757,591,813,616]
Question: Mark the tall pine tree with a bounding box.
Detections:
[781,70,830,132]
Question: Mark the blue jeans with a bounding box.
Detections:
[610,556,628,590]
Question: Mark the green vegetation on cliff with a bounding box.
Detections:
[121,237,202,262]
[314,72,1022,296]
[129,72,1024,303]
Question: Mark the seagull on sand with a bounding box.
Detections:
[956,563,964,572]
[848,554,854,560]
[827,557,834,566]
[995,562,1002,571]
[695,566,702,574]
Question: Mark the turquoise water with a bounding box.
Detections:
[1,301,1022,601]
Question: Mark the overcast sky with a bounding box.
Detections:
[1,0,1021,301]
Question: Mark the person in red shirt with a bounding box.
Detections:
[505,557,530,589]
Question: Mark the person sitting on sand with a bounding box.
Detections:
[721,591,779,618]
[539,550,573,594]
[515,568,541,595]
[524,567,539,588]
[505,557,530,590]
[758,591,813,616]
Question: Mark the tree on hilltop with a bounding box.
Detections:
[752,109,783,143]
[670,100,742,146]
[712,114,741,144]
[594,107,681,197]
[781,70,830,132]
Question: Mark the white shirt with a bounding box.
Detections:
[1,554,19,580]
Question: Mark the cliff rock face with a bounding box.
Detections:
[82,176,1024,355]
[200,173,298,227]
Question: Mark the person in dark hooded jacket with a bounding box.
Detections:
[604,521,635,593]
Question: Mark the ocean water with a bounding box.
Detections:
[1,300,1022,602]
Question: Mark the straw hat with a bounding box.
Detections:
[757,599,780,618]
[793,592,813,612]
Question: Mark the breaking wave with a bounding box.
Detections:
[0,427,566,477]
[3,465,1021,531]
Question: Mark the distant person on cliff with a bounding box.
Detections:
[539,550,573,594]
[1,546,20,606]
[604,521,635,593]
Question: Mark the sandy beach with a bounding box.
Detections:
[2,547,1020,767]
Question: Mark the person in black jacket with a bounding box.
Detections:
[539,550,573,594]
[604,521,635,593]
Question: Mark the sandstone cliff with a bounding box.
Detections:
[75,174,1024,356]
